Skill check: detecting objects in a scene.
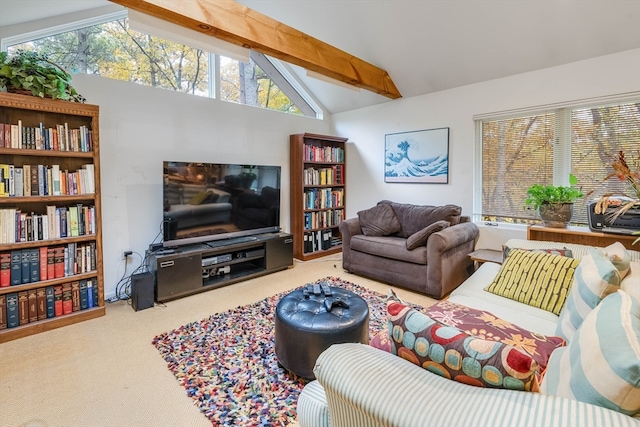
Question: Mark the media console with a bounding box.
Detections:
[148,232,294,302]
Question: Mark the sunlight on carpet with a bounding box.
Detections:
[152,276,424,426]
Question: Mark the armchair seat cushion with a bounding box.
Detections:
[350,235,428,264]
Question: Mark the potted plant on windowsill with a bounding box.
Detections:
[525,174,584,228]
[0,50,85,102]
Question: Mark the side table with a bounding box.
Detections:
[468,249,503,270]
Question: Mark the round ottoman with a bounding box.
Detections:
[275,284,369,379]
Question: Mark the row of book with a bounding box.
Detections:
[304,188,344,210]
[303,144,344,163]
[0,204,96,244]
[0,279,98,329]
[0,121,94,152]
[303,230,341,253]
[303,165,344,186]
[0,163,95,197]
[304,208,344,230]
[0,242,97,287]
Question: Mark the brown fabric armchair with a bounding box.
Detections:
[339,201,479,299]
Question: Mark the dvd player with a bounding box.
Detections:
[202,253,232,267]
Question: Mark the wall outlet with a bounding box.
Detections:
[122,250,133,260]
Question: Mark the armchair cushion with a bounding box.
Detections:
[484,249,580,315]
[406,220,450,250]
[541,290,640,417]
[357,203,402,236]
[379,201,462,237]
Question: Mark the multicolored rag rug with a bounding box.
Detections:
[152,277,412,427]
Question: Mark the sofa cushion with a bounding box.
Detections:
[541,290,640,417]
[351,235,428,265]
[423,300,565,373]
[621,261,640,303]
[484,249,580,315]
[387,291,540,391]
[555,248,622,342]
[357,203,402,236]
[379,201,461,238]
[406,220,450,250]
[604,241,631,280]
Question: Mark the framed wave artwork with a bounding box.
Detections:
[384,127,449,183]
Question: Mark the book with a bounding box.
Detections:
[62,283,72,314]
[10,250,22,285]
[68,206,79,237]
[71,281,80,312]
[14,167,23,197]
[79,279,88,310]
[18,290,29,325]
[53,285,63,317]
[46,247,55,279]
[45,286,55,318]
[21,248,30,284]
[28,288,37,323]
[29,247,40,283]
[6,292,19,328]
[0,294,5,329]
[22,164,31,196]
[0,252,10,287]
[39,246,48,281]
[87,279,94,308]
[30,164,39,196]
[53,246,65,278]
[36,287,47,320]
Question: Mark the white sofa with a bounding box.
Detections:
[297,239,640,427]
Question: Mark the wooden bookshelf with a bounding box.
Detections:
[0,92,104,342]
[527,225,638,250]
[290,133,347,261]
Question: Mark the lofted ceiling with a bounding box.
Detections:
[1,0,639,114]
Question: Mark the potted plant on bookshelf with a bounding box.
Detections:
[0,50,85,102]
[525,174,584,228]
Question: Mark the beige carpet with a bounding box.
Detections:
[0,255,437,427]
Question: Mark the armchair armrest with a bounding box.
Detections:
[300,343,636,427]
[338,218,363,271]
[426,221,479,298]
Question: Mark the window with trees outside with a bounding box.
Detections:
[475,98,640,226]
[5,16,320,118]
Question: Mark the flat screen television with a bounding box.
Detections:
[162,161,281,248]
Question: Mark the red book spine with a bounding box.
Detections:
[0,252,11,287]
[39,246,48,281]
[54,285,63,316]
[47,248,55,279]
[54,246,64,278]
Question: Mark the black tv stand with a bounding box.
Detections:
[148,232,293,302]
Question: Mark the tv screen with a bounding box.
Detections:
[162,161,281,247]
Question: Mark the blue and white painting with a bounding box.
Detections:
[384,127,449,183]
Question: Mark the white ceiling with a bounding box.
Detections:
[1,0,639,114]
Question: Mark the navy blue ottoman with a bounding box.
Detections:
[275,284,370,379]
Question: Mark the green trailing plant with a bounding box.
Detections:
[0,50,85,102]
[524,174,584,211]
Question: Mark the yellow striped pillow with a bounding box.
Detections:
[484,249,580,315]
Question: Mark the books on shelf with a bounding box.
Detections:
[0,205,96,244]
[0,122,93,152]
[0,163,95,197]
[303,143,344,163]
[303,229,339,253]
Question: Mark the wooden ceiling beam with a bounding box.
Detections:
[109,0,401,99]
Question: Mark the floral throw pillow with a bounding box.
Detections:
[386,291,540,391]
[423,300,565,373]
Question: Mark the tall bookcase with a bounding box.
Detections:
[0,92,104,343]
[290,133,347,261]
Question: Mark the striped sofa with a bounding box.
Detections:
[298,239,640,427]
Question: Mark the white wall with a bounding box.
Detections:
[332,49,640,250]
[71,74,332,299]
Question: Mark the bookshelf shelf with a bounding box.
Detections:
[0,92,104,342]
[290,133,347,261]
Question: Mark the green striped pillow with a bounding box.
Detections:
[541,290,640,416]
[484,249,580,315]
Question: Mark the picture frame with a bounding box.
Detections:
[384,127,449,183]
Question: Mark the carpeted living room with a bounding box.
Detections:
[1,1,640,427]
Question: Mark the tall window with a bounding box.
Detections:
[476,98,640,226]
[5,17,319,117]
